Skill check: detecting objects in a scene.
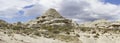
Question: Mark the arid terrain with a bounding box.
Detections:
[0,8,120,43]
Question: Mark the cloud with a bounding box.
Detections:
[0,0,36,18]
[0,8,18,18]
[39,0,62,9]
[0,0,120,23]
[59,0,120,22]
[21,0,63,17]
[0,0,34,11]
[22,4,45,16]
[59,0,90,19]
[83,0,120,21]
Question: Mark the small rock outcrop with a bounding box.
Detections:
[0,20,10,28]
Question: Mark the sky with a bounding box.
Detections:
[0,0,120,23]
[104,0,120,5]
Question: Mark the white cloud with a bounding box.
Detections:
[0,0,120,23]
[39,0,62,9]
[58,0,120,22]
[0,7,18,18]
[0,0,34,10]
[22,0,63,17]
[0,0,36,18]
[23,4,45,16]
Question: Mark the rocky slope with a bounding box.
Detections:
[0,8,120,43]
[27,8,78,28]
[80,19,120,29]
[78,19,120,43]
[0,8,81,43]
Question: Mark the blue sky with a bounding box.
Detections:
[0,0,120,23]
[104,0,120,5]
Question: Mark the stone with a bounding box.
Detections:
[27,8,78,28]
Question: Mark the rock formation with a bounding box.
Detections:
[80,19,120,29]
[1,8,120,43]
[27,8,78,28]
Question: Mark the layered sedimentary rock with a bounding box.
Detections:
[27,8,78,28]
[80,19,120,29]
[1,8,120,43]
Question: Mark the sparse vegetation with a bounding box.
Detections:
[79,27,93,32]
[76,34,80,37]
[40,24,74,32]
[94,33,100,38]
[92,31,96,34]
[55,35,80,42]
[1,8,120,43]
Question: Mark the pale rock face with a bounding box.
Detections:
[42,8,64,19]
[1,8,120,43]
[27,8,78,28]
[80,19,110,27]
[80,19,120,29]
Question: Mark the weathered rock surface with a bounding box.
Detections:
[27,8,78,28]
[77,19,120,43]
[0,8,81,43]
[0,8,120,43]
[80,19,120,29]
